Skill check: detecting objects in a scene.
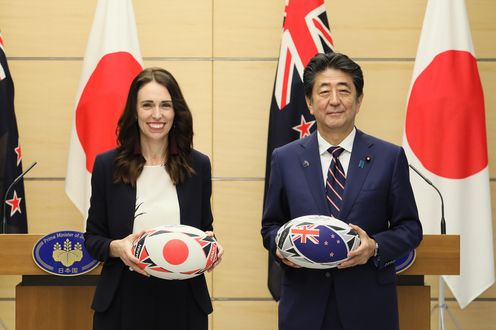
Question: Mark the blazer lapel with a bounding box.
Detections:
[298,132,330,216]
[176,182,188,225]
[339,130,374,220]
[115,182,136,235]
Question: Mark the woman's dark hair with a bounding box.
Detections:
[113,67,194,186]
[303,52,364,99]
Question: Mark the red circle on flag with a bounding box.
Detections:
[75,52,142,172]
[405,50,487,179]
[162,239,189,265]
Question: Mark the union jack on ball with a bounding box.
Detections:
[276,215,360,269]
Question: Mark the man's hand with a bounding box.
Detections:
[337,223,376,269]
[276,248,302,268]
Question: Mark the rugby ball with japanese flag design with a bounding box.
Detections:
[275,215,360,269]
[132,224,218,280]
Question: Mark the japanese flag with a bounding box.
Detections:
[66,0,143,220]
[403,0,494,308]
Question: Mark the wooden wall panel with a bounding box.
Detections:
[355,61,413,145]
[211,181,269,298]
[466,0,496,57]
[25,181,83,233]
[0,0,213,57]
[212,61,275,178]
[330,0,425,58]
[331,0,496,58]
[213,0,496,58]
[135,0,212,57]
[0,0,96,57]
[9,61,80,178]
[212,301,278,330]
[0,301,15,330]
[479,62,496,177]
[213,0,283,57]
[0,276,20,298]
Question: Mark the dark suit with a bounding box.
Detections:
[262,129,422,330]
[84,148,213,327]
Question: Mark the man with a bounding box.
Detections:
[261,52,422,330]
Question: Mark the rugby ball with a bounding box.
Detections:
[275,215,360,269]
[132,224,218,280]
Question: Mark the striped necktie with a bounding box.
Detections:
[326,146,346,216]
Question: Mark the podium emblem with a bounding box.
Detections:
[395,249,416,274]
[32,231,99,276]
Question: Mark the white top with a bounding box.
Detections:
[133,165,180,233]
[317,128,356,186]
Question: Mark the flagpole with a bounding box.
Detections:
[437,277,463,330]
[438,276,446,330]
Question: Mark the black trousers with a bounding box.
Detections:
[320,276,344,330]
[93,269,208,330]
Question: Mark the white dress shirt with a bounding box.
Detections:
[317,128,356,186]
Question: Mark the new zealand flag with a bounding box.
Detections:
[264,0,334,300]
[0,34,28,233]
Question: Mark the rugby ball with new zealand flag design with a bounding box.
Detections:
[275,215,360,269]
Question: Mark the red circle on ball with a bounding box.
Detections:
[162,239,189,265]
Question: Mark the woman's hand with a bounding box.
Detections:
[205,231,223,272]
[109,231,149,276]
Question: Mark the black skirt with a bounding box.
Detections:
[93,269,208,330]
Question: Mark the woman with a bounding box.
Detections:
[84,67,222,330]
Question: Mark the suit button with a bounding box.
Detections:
[325,272,331,278]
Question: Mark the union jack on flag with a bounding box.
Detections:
[291,225,320,244]
[274,1,334,110]
[264,0,334,301]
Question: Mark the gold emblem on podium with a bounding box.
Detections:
[52,239,83,267]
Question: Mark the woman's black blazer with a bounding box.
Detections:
[84,148,214,314]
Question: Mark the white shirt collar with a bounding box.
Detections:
[317,127,356,156]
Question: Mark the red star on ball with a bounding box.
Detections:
[292,115,315,139]
[14,144,22,166]
[5,190,22,217]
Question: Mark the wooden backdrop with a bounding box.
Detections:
[0,0,495,329]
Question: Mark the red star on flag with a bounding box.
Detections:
[292,115,315,139]
[14,144,22,166]
[6,190,22,216]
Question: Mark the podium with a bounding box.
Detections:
[0,234,459,330]
[397,234,460,330]
[0,234,102,329]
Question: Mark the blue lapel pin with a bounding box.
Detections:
[359,156,372,168]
